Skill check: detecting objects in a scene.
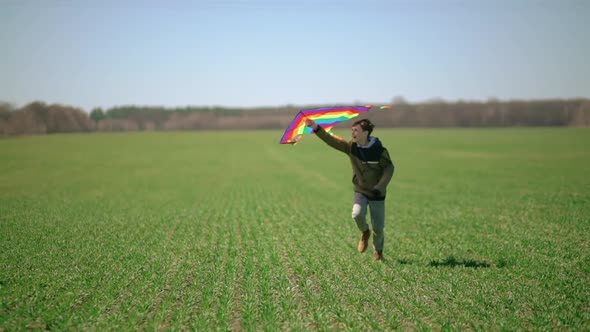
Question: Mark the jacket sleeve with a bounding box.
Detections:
[314,126,350,154]
[373,148,394,193]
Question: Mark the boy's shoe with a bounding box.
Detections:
[357,230,371,253]
[373,250,383,261]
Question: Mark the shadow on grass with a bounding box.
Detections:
[379,258,413,268]
[378,256,505,268]
[429,255,492,268]
[396,258,412,265]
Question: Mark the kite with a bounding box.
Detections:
[280,106,370,144]
[280,106,372,145]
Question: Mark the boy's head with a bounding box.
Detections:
[352,118,374,135]
[351,118,374,144]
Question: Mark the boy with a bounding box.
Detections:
[305,118,394,261]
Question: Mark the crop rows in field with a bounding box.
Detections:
[1,129,589,330]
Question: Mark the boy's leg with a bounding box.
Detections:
[352,192,369,232]
[352,192,370,253]
[368,200,385,254]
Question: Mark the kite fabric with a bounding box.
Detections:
[279,106,371,145]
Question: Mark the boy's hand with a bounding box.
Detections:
[372,189,382,199]
[305,119,318,130]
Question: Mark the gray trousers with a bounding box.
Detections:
[351,192,385,251]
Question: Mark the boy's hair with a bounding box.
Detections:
[352,118,374,136]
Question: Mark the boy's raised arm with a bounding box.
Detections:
[305,119,350,154]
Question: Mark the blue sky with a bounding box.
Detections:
[1,0,589,111]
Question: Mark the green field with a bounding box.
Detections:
[1,128,589,330]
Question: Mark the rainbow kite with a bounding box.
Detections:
[280,106,371,145]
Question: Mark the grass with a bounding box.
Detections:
[1,128,589,330]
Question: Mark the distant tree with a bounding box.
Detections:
[0,102,14,135]
[90,107,105,123]
[426,97,447,104]
[0,102,15,112]
[391,96,408,105]
[0,102,13,120]
[571,101,590,126]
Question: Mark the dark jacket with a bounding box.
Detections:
[315,126,394,200]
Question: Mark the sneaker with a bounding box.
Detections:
[357,230,370,253]
[373,250,383,261]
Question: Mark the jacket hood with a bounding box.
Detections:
[356,136,382,149]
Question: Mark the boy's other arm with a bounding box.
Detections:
[374,148,394,194]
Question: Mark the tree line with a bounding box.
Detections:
[1,99,589,136]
